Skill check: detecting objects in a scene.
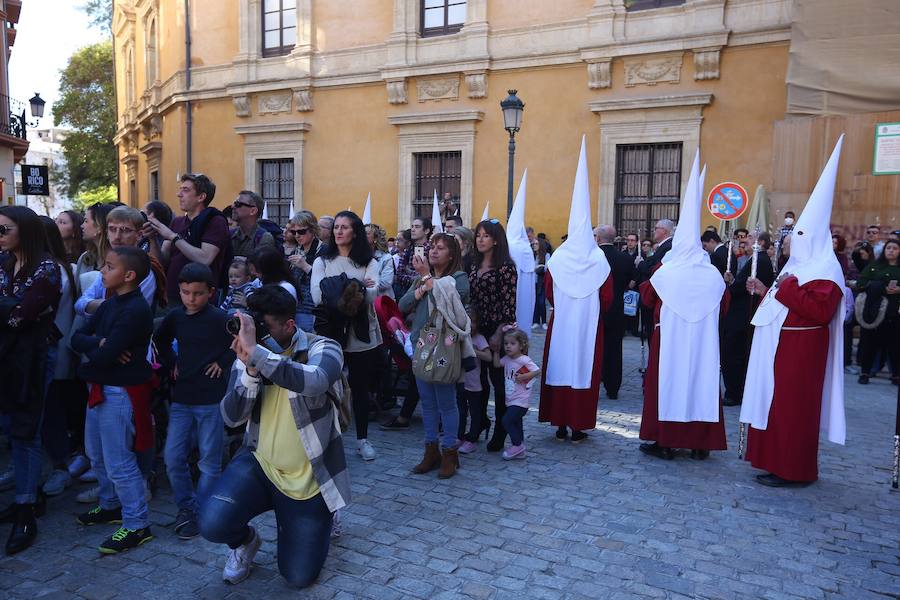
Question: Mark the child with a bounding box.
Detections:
[71,247,155,554]
[494,328,541,460]
[220,259,256,313]
[154,263,235,540]
[458,312,492,454]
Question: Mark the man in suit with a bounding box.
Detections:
[623,233,643,336]
[701,230,733,275]
[637,219,675,342]
[594,225,635,399]
[721,231,775,406]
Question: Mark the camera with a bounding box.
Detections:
[225,310,269,342]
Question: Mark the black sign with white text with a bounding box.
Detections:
[22,164,50,195]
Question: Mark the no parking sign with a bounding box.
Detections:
[707,182,748,221]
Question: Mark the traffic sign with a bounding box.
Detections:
[707,182,749,221]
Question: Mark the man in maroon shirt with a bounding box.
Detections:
[144,174,230,306]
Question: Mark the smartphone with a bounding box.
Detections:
[414,246,425,260]
[890,279,898,288]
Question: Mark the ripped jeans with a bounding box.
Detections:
[199,451,332,588]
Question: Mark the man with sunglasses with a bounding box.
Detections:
[864,224,884,258]
[231,191,275,258]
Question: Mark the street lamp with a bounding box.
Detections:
[500,89,524,217]
[28,93,45,119]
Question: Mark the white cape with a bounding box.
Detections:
[545,284,600,390]
[657,305,722,422]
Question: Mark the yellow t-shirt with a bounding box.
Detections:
[253,372,320,501]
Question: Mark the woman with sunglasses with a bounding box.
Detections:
[0,206,62,555]
[470,219,518,451]
[285,211,321,332]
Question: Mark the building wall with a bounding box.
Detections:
[114,0,795,241]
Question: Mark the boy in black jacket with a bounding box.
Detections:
[154,263,235,539]
[71,247,154,554]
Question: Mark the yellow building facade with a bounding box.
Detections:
[114,0,793,241]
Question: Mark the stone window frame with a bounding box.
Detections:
[388,109,483,229]
[143,10,159,87]
[238,0,311,62]
[589,93,711,225]
[235,122,310,216]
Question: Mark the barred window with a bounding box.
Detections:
[614,143,682,242]
[258,158,294,226]
[414,152,461,219]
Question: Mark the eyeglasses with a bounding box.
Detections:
[233,201,254,209]
[108,225,137,235]
[0,224,15,236]
[287,228,308,236]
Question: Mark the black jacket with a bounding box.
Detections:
[711,244,734,276]
[600,244,636,323]
[723,253,775,333]
[71,288,154,386]
[637,237,673,282]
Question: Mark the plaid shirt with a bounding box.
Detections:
[221,330,350,512]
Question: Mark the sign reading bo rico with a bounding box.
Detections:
[22,164,50,196]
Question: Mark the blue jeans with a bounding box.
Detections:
[85,385,149,529]
[164,402,224,514]
[12,345,55,503]
[200,452,332,588]
[502,405,528,446]
[415,379,459,448]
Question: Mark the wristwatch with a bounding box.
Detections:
[171,234,182,244]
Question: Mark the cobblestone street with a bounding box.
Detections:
[1,333,898,599]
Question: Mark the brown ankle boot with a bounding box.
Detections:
[412,442,441,474]
[437,447,459,479]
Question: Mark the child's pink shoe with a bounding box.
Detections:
[502,444,526,460]
[458,441,478,454]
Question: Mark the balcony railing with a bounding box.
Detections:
[0,93,28,140]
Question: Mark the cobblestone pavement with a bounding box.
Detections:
[1,333,898,599]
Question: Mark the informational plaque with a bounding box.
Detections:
[873,122,900,175]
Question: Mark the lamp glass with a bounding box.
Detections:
[29,94,45,118]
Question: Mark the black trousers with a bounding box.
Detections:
[479,361,507,444]
[859,319,899,377]
[602,317,625,397]
[721,327,749,402]
[344,348,380,440]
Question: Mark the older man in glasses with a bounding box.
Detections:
[230,190,275,258]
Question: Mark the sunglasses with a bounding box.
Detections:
[0,224,15,236]
[287,228,308,236]
[483,218,500,225]
[233,201,254,209]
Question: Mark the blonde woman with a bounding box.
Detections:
[285,210,321,332]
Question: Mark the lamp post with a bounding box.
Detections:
[29,93,45,119]
[500,89,524,217]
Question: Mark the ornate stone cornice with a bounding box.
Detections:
[387,110,484,126]
[588,93,713,114]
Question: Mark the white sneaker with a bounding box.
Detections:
[357,439,376,461]
[531,323,539,331]
[223,526,262,585]
[77,485,100,504]
[67,455,91,478]
[42,469,71,496]
[541,323,548,330]
[79,469,98,483]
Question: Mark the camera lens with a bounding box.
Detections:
[225,316,241,336]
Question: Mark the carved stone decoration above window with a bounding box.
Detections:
[693,47,721,81]
[465,72,487,99]
[141,114,163,139]
[587,59,612,89]
[258,92,292,114]
[386,79,408,105]
[294,88,313,112]
[417,76,460,103]
[623,53,683,87]
[233,95,250,118]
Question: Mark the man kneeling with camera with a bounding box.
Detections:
[199,285,349,587]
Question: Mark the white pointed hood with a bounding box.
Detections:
[506,170,534,275]
[743,135,846,444]
[261,201,269,220]
[481,202,489,222]
[431,189,443,234]
[651,151,725,322]
[362,193,372,225]
[547,136,610,298]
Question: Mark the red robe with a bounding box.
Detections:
[746,278,843,482]
[538,272,613,431]
[638,280,728,450]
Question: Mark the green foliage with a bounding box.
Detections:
[82,0,113,32]
[54,41,117,198]
[73,185,118,212]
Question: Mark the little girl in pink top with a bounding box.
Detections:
[494,328,541,460]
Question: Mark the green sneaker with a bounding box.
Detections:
[98,526,153,554]
[76,506,122,526]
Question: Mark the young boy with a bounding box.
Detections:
[71,247,155,554]
[154,263,235,539]
[220,259,256,313]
